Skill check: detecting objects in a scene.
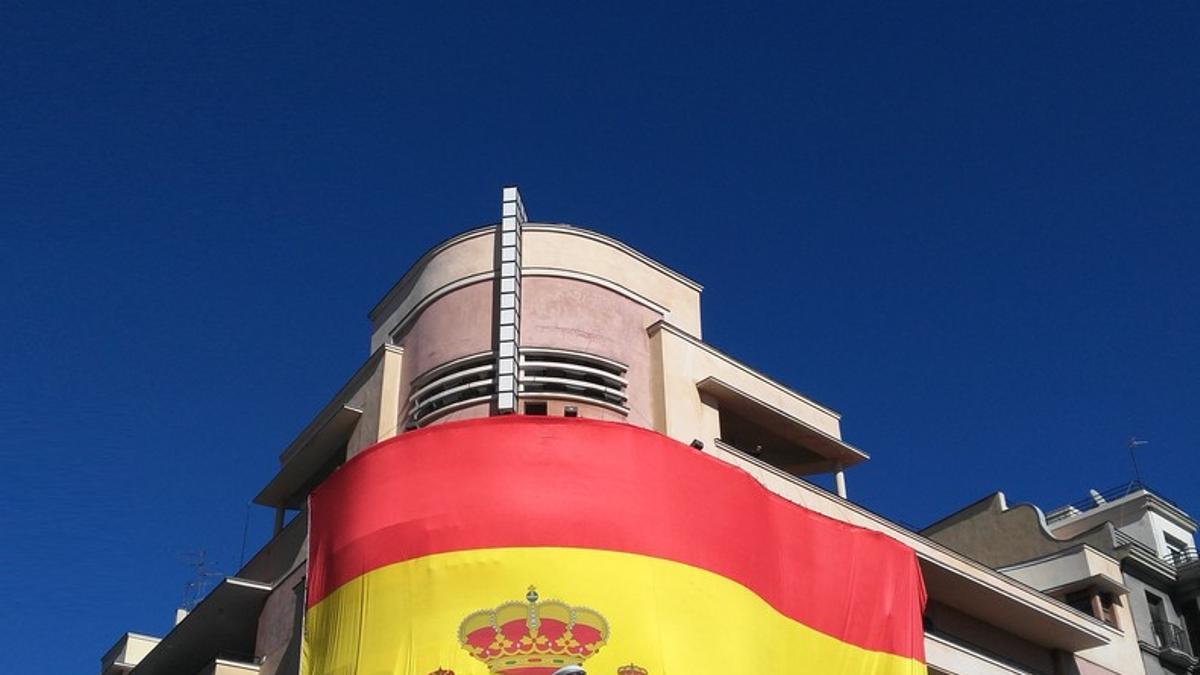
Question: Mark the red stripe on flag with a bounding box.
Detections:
[307,416,925,660]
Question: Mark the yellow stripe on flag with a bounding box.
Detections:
[303,547,925,675]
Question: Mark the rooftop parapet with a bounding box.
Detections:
[1046,481,1193,527]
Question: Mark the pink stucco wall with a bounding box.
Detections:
[393,276,661,428]
[393,280,493,419]
[520,276,661,429]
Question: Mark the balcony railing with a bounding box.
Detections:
[1152,619,1193,656]
[1165,547,1199,568]
[1047,480,1189,523]
[1112,530,1200,580]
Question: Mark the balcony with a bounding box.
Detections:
[128,578,271,675]
[195,655,261,675]
[697,375,867,477]
[996,544,1127,630]
[1111,528,1176,581]
[1150,619,1197,668]
[1164,546,1200,573]
[100,633,160,675]
[924,631,1037,675]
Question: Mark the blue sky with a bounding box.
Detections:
[1,3,1198,672]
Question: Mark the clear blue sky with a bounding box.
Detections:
[1,3,1197,672]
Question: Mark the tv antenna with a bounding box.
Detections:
[1127,437,1149,486]
[179,549,225,611]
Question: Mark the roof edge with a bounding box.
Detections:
[367,222,704,324]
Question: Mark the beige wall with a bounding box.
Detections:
[523,226,701,337]
[649,323,843,447]
[1076,612,1145,675]
[1052,500,1151,541]
[924,494,1114,569]
[1000,547,1124,595]
[1065,655,1125,675]
[344,356,385,458]
[924,496,1146,675]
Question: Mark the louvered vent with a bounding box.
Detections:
[520,348,628,413]
[407,348,629,427]
[406,353,495,427]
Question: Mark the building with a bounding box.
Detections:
[103,187,1144,675]
[924,481,1200,674]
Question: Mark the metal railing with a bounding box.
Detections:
[1112,530,1200,577]
[1061,480,1148,514]
[1152,619,1193,655]
[1165,547,1200,568]
[1048,480,1189,522]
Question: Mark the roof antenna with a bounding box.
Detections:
[179,549,225,613]
[1127,437,1149,487]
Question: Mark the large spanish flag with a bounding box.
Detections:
[303,417,926,675]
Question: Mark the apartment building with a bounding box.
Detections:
[925,482,1200,674]
[102,187,1139,675]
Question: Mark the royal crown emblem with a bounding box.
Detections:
[616,665,647,675]
[458,586,610,674]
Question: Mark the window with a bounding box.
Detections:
[1147,591,1167,621]
[524,401,548,415]
[1147,592,1169,647]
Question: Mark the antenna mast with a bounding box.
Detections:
[179,549,224,611]
[1127,437,1148,486]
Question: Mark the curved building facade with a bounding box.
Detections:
[102,187,1145,675]
[369,217,702,431]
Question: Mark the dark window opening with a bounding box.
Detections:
[524,401,548,415]
[1063,589,1120,628]
[716,407,828,476]
[1064,590,1093,616]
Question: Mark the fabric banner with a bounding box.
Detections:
[303,416,926,674]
